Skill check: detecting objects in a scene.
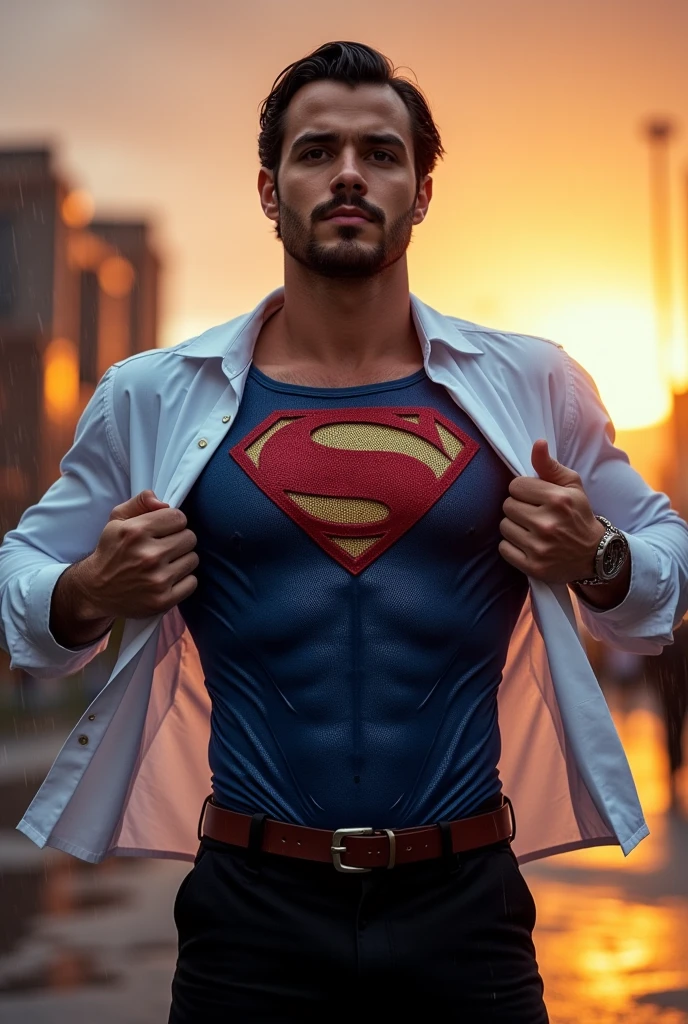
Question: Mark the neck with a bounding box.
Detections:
[254,256,424,374]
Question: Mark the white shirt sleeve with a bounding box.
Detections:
[0,364,130,677]
[558,350,688,654]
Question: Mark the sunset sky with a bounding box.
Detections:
[1,0,687,432]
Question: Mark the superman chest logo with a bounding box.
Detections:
[229,406,479,574]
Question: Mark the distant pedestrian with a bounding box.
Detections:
[644,620,688,814]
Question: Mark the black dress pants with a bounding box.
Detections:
[168,805,549,1022]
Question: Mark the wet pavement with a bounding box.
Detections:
[0,687,686,1023]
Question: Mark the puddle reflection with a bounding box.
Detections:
[0,790,145,995]
[523,701,688,1023]
[529,878,688,1023]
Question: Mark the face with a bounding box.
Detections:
[258,80,432,279]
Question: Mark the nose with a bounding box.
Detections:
[329,151,367,197]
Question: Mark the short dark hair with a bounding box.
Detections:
[258,40,445,194]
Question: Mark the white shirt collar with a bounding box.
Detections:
[173,286,484,377]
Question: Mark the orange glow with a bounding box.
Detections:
[61,188,95,228]
[531,299,672,431]
[616,419,674,493]
[98,255,135,298]
[521,705,688,1021]
[527,879,688,1023]
[44,337,79,422]
[669,333,688,393]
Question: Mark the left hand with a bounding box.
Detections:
[499,439,605,583]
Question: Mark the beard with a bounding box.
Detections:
[275,198,417,279]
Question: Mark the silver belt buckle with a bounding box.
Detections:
[330,826,374,873]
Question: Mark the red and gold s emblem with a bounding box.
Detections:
[229,407,479,574]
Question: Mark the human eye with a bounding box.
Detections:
[302,148,329,160]
[371,150,396,162]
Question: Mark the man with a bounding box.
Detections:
[1,39,687,1022]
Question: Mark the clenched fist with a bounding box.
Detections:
[78,490,199,620]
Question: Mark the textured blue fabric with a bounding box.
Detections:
[178,366,528,829]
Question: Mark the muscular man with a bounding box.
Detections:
[2,40,688,1022]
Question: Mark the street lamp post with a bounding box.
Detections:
[642,117,677,386]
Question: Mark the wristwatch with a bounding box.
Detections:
[572,515,629,586]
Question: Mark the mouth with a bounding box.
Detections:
[324,214,372,226]
[322,206,375,225]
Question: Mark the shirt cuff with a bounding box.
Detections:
[573,532,660,628]
[24,562,114,658]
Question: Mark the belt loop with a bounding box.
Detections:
[437,820,460,876]
[246,812,268,875]
[502,794,517,844]
[197,793,213,842]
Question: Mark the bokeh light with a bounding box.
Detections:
[60,188,95,228]
[43,337,79,422]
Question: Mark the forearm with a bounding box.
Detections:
[49,559,115,649]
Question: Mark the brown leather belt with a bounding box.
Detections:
[198,795,515,873]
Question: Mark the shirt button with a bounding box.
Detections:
[88,714,96,721]
[78,735,89,746]
[222,415,231,423]
[198,439,208,448]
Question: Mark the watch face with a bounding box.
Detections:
[601,536,625,578]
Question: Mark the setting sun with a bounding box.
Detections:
[530,298,672,431]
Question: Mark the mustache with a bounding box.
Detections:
[313,198,383,223]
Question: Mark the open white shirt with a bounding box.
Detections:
[2,286,687,865]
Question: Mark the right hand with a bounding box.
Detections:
[80,490,199,620]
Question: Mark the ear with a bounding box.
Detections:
[412,174,432,225]
[258,167,279,224]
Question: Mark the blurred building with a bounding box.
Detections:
[0,146,162,537]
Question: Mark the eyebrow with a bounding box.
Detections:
[289,131,408,156]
